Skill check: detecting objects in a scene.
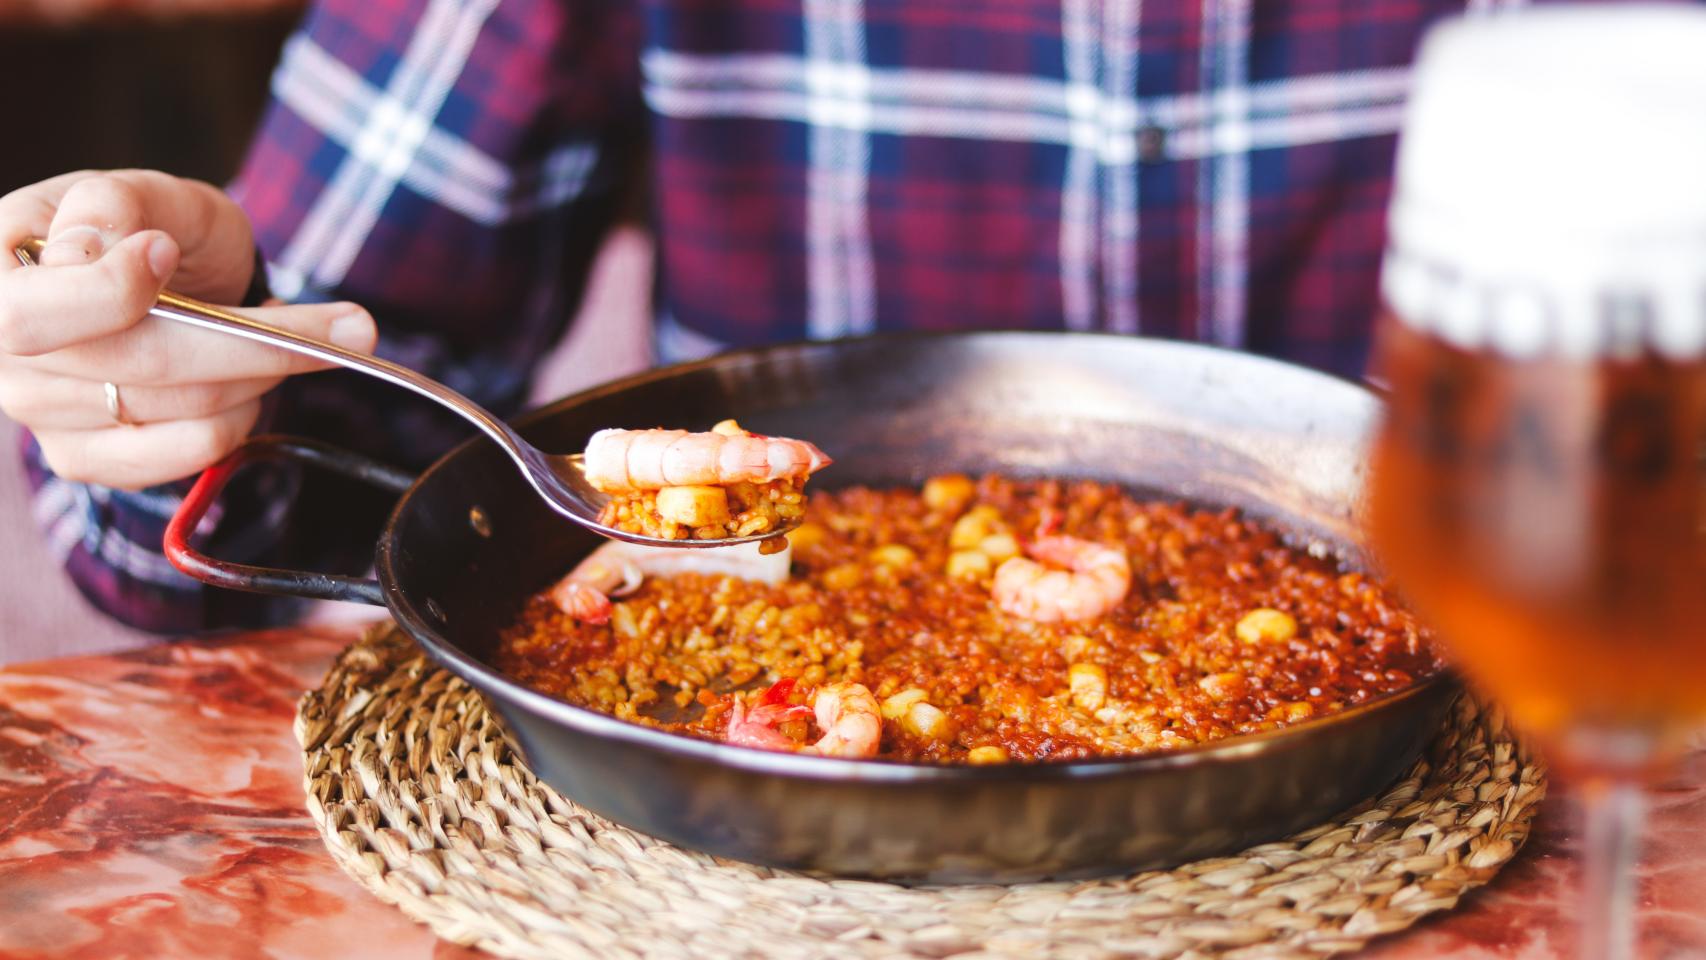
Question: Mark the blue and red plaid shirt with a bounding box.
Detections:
[25,0,1513,632]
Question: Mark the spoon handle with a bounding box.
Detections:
[13,238,524,458]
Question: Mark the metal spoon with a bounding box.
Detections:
[13,237,796,548]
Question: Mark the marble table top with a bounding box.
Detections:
[1,626,1701,959]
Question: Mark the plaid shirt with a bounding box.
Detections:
[25,0,1517,632]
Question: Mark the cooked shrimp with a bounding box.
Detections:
[992,518,1131,623]
[806,682,882,758]
[726,678,814,750]
[722,679,882,759]
[583,425,832,493]
[549,541,642,624]
[549,539,792,623]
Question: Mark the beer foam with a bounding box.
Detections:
[1384,6,1706,360]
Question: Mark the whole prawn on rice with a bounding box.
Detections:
[992,510,1132,623]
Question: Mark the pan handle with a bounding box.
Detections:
[164,435,415,606]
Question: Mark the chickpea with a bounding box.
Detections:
[978,532,1020,563]
[923,474,976,512]
[881,687,928,720]
[1236,608,1299,645]
[1068,663,1108,712]
[787,522,829,550]
[1198,672,1246,700]
[822,563,863,591]
[949,505,1007,550]
[868,544,918,568]
[903,702,955,741]
[946,549,993,580]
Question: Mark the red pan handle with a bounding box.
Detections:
[164,435,414,606]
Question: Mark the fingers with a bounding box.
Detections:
[37,171,253,301]
[23,299,378,385]
[0,230,176,355]
[0,173,257,327]
[39,174,154,265]
[1,171,176,274]
[0,361,280,430]
[0,171,104,259]
[33,225,109,267]
[0,170,355,492]
[31,398,263,491]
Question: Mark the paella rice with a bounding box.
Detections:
[597,478,807,541]
[496,475,1442,763]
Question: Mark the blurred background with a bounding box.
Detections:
[0,2,651,662]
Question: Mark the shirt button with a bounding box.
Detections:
[1136,124,1168,163]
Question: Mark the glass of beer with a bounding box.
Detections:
[1368,9,1706,959]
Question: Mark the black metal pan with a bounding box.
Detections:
[167,332,1452,882]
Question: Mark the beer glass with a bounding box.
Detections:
[1369,9,1706,959]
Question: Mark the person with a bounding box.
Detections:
[0,0,1477,632]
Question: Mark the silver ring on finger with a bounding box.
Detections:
[103,381,136,427]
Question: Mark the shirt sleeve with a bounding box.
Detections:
[23,0,647,633]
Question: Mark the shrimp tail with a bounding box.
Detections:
[549,541,642,623]
[747,678,814,725]
[725,679,814,751]
[1036,506,1063,537]
[551,580,613,624]
[757,676,800,706]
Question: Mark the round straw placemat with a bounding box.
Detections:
[297,624,1546,959]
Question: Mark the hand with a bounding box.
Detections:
[0,170,377,490]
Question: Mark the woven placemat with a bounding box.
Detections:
[296,624,1546,959]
